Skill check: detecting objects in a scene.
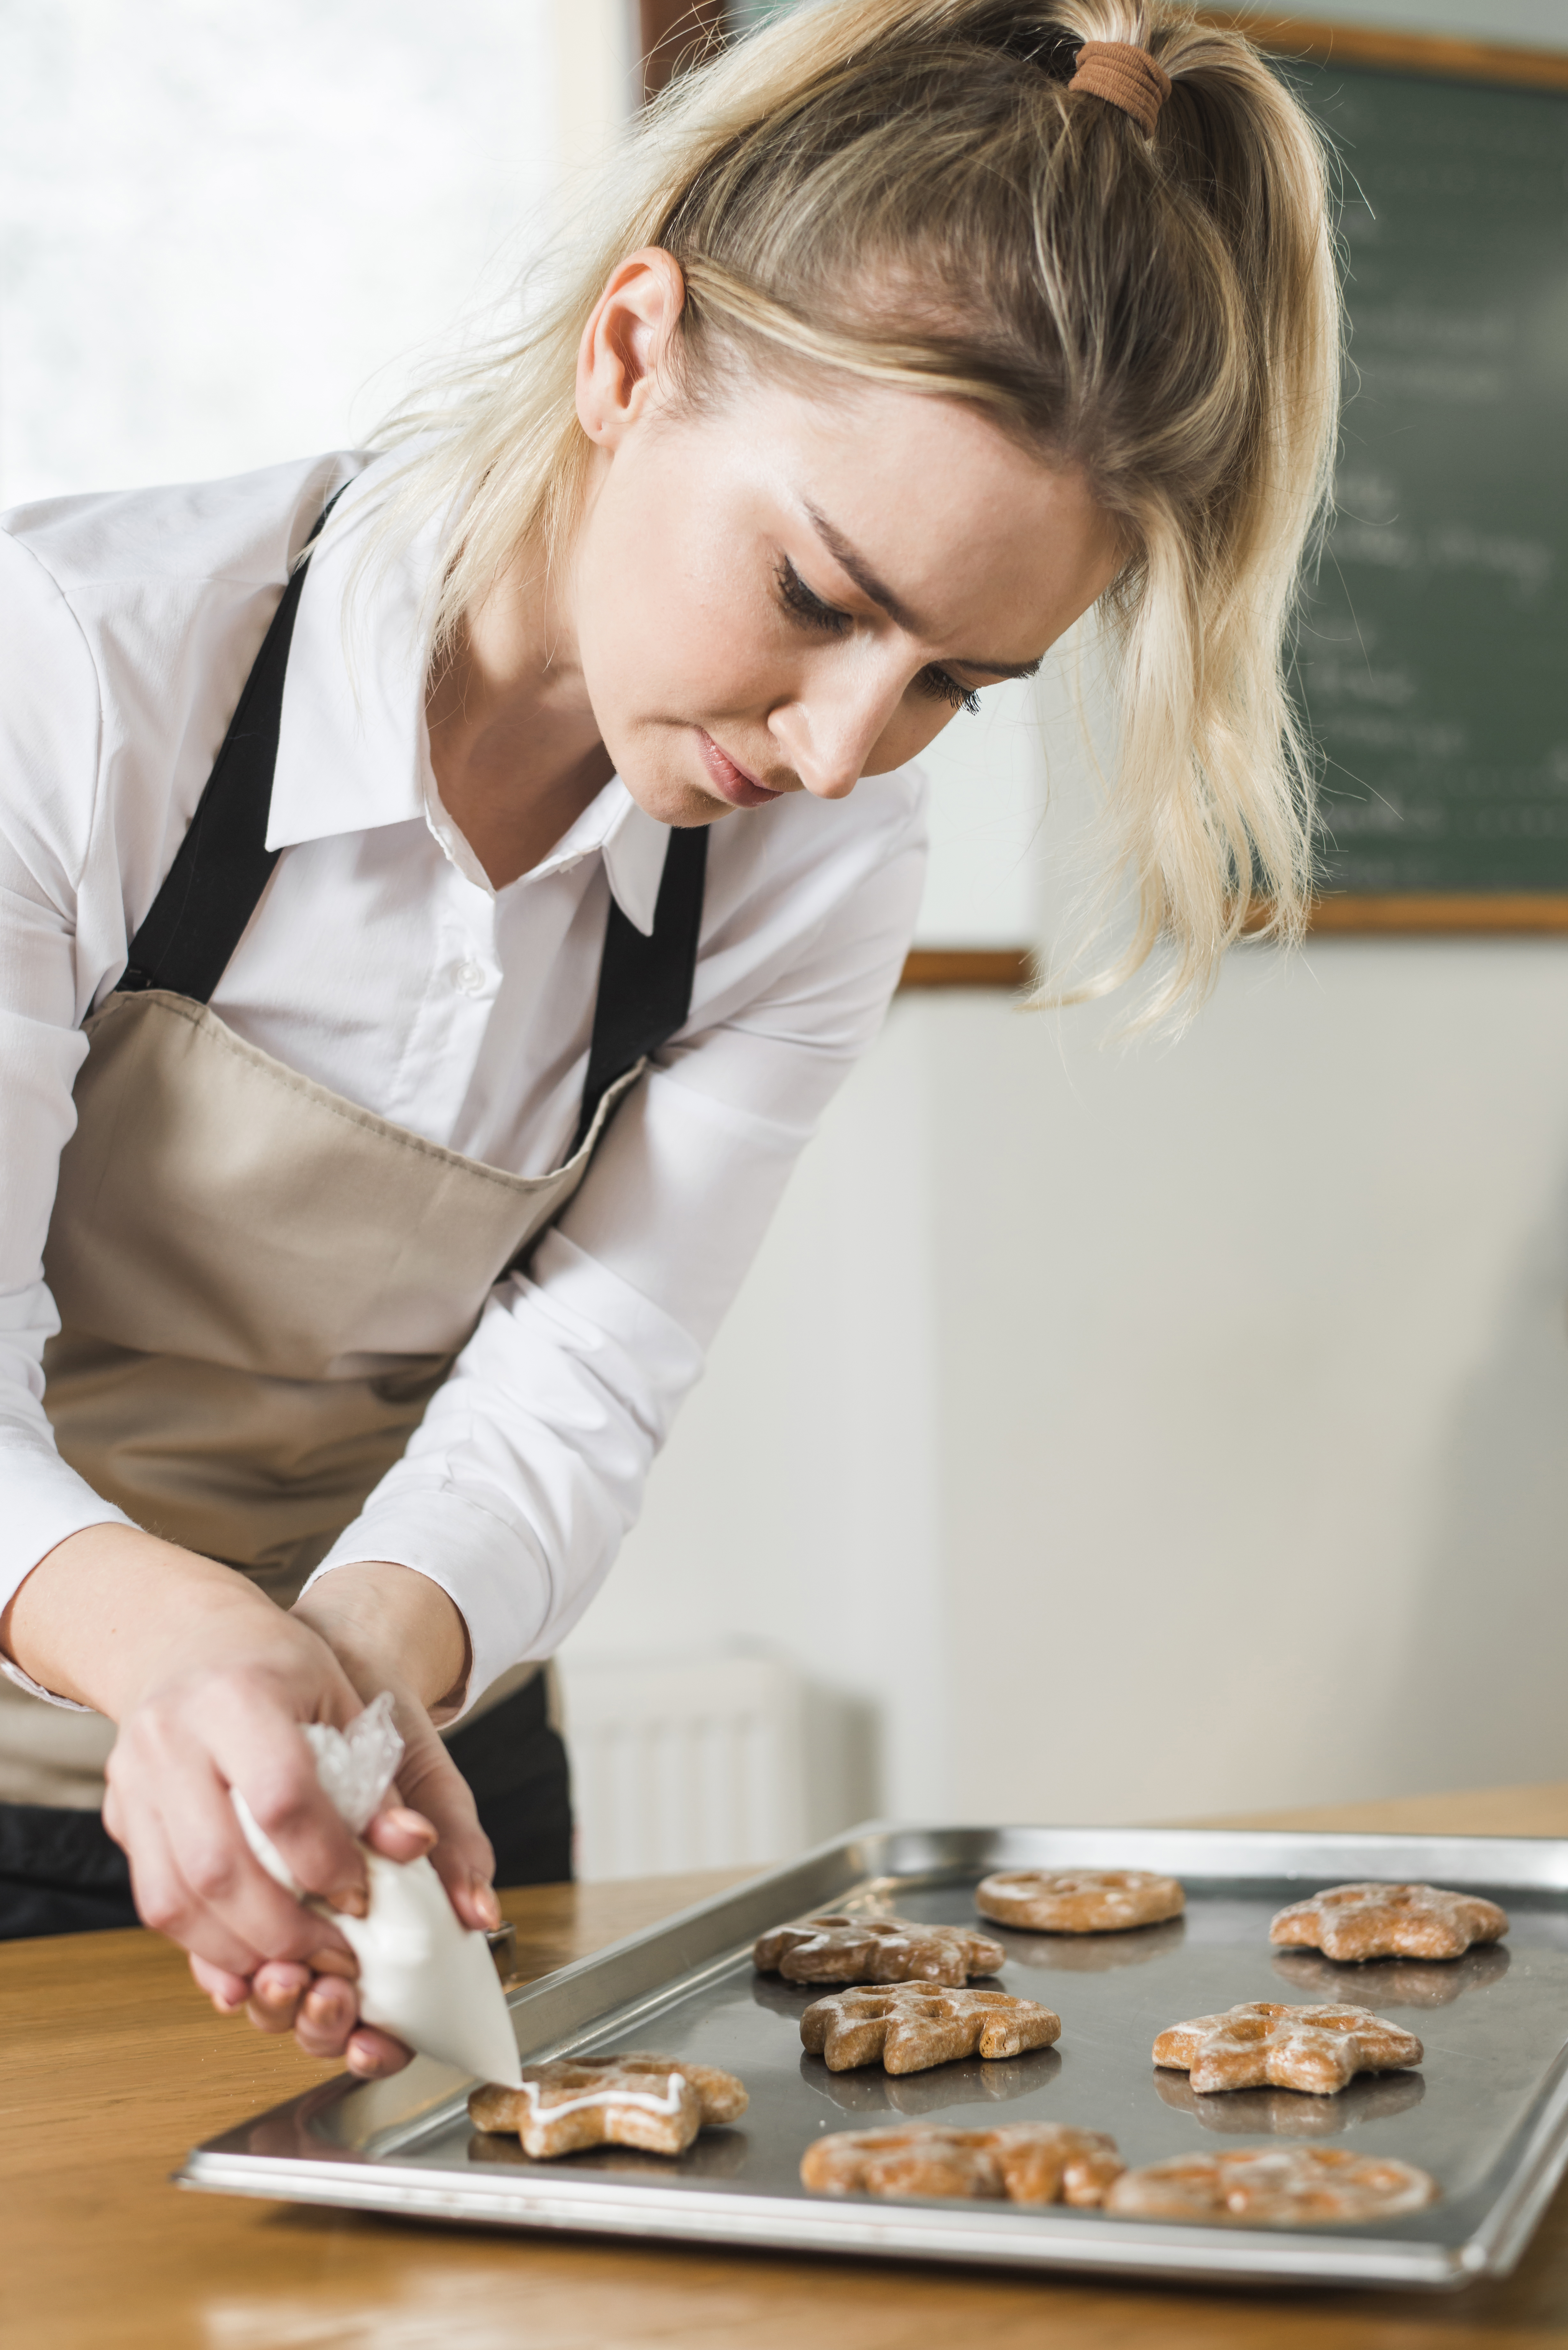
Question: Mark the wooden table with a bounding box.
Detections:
[7,1787,1568,2349]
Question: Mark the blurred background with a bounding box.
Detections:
[4,0,1566,1872]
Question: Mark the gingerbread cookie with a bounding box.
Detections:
[976,1868,1185,1934]
[468,2054,747,2158]
[1270,1882,1509,1964]
[1153,2001,1422,2096]
[802,2122,1122,2205]
[801,1982,1062,2075]
[1106,2145,1438,2227]
[753,1912,1004,1986]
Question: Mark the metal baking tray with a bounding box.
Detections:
[179,1823,1568,2289]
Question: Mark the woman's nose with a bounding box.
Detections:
[771,684,899,802]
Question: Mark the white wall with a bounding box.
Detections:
[569,926,1568,1826]
[0,0,635,506]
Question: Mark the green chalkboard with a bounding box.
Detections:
[1286,37,1568,908]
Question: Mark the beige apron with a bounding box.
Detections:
[0,989,644,1805]
[0,504,708,1810]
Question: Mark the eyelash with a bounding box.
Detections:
[775,559,981,718]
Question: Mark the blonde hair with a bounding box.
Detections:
[373,0,1340,1022]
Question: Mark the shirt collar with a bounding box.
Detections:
[421,769,668,936]
[268,452,669,936]
[269,453,430,852]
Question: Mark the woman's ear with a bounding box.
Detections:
[576,248,688,449]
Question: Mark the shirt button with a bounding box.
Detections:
[453,959,487,995]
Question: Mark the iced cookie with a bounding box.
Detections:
[801,1982,1061,2075]
[469,2054,747,2158]
[754,1912,1004,1985]
[1270,1882,1508,1964]
[803,2121,1121,2205]
[976,1868,1184,1934]
[1107,2144,1438,2225]
[1153,2001,1422,2096]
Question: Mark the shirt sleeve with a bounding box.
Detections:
[304,793,928,1713]
[0,536,137,1702]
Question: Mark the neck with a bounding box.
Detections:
[424,555,613,891]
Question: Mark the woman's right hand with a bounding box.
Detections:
[1,1526,394,2051]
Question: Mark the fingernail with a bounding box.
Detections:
[474,1880,501,1930]
[345,2042,378,2077]
[327,1883,369,1918]
[308,1947,359,1980]
[384,1806,433,1839]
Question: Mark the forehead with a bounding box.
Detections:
[719,377,1119,652]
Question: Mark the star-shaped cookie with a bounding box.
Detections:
[753,1911,1004,1985]
[1269,1881,1508,1963]
[1152,2001,1422,2096]
[469,2054,747,2157]
[802,1982,1061,2075]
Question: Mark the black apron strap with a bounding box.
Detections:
[120,490,346,1003]
[115,481,709,1143]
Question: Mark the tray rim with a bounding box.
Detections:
[178,1818,1568,2291]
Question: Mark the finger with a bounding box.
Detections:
[245,1960,313,2034]
[115,1788,269,1979]
[305,1944,359,1980]
[390,1722,499,1930]
[291,1973,360,2060]
[345,2025,414,2080]
[365,1804,437,1864]
[190,1951,253,2013]
[123,1720,356,1968]
[185,1671,368,1909]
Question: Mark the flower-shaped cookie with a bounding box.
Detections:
[803,2121,1121,2205]
[1269,1881,1509,1963]
[753,1911,1004,1985]
[1107,2145,1438,2226]
[1153,2001,1422,2096]
[802,1982,1061,2075]
[469,2054,747,2158]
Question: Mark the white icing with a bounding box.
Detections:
[524,2071,687,2123]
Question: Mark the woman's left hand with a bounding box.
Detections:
[190,1564,501,2076]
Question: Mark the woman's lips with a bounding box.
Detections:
[696,729,782,810]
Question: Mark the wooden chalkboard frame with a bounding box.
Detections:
[1213,13,1568,97]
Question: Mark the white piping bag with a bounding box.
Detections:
[231,1693,522,2087]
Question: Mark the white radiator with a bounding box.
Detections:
[557,1653,810,1882]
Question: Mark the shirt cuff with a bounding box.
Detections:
[0,1432,137,1708]
[300,1491,553,1723]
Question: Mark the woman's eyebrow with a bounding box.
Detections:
[804,499,921,631]
[803,500,1042,680]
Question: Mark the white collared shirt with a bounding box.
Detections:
[0,450,926,1712]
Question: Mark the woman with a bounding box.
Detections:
[0,0,1336,2074]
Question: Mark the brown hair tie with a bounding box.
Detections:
[1068,38,1172,137]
